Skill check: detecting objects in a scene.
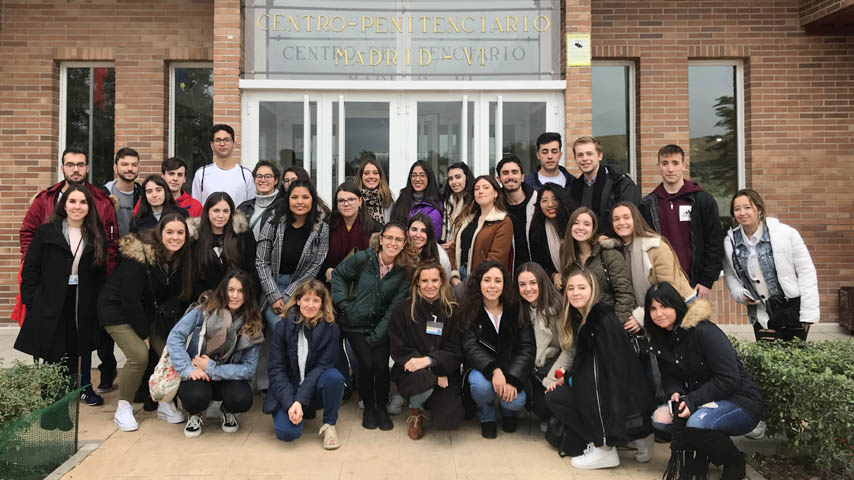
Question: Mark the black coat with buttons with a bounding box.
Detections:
[646,299,764,420]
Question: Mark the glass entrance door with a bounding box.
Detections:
[244,90,564,202]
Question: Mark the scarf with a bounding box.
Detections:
[443,194,465,243]
[203,309,263,364]
[545,220,562,273]
[626,240,650,307]
[361,188,385,224]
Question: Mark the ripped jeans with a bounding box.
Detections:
[652,399,758,436]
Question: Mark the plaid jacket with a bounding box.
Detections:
[255,210,329,307]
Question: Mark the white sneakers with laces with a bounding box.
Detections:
[184,414,203,438]
[114,399,138,432]
[633,433,655,462]
[220,410,239,433]
[571,444,620,469]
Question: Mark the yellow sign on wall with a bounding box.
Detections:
[566,33,591,66]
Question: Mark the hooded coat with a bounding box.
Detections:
[15,220,107,362]
[389,297,464,429]
[645,299,764,420]
[187,212,258,297]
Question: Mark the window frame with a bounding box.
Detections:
[168,62,214,158]
[58,61,115,183]
[687,59,746,192]
[591,60,637,181]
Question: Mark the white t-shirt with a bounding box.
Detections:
[538,171,566,188]
[191,162,255,206]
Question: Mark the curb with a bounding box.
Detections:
[45,441,99,480]
[746,464,767,480]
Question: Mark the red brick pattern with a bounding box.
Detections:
[800,0,854,26]
[213,0,243,156]
[590,1,854,324]
[0,0,213,319]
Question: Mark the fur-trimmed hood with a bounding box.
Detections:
[118,233,157,266]
[679,298,712,330]
[186,211,250,240]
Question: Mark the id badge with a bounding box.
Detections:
[68,275,79,286]
[426,315,443,336]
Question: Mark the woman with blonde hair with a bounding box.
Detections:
[264,279,345,450]
[389,261,464,440]
[558,207,634,325]
[544,269,653,469]
[167,269,264,438]
[604,201,695,334]
[355,157,394,225]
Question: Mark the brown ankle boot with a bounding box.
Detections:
[407,408,424,440]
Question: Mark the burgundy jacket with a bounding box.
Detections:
[20,181,118,275]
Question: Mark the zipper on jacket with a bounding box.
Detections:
[593,352,607,446]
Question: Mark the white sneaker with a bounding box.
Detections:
[184,414,203,438]
[745,420,767,439]
[205,400,223,419]
[387,393,405,415]
[571,444,620,470]
[633,433,654,462]
[358,399,364,409]
[113,400,139,432]
[157,401,185,424]
[220,411,239,433]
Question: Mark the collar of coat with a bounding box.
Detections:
[186,211,250,240]
[679,298,712,330]
[463,205,508,225]
[118,233,157,266]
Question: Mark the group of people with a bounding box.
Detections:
[14,125,820,477]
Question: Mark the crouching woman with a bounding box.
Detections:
[645,282,763,480]
[166,270,264,438]
[389,261,464,440]
[264,279,345,450]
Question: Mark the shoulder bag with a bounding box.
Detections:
[148,314,207,402]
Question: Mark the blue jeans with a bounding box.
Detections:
[273,368,346,442]
[652,399,758,436]
[264,274,293,329]
[468,369,526,423]
[409,388,434,409]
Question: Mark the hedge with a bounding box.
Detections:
[0,361,69,427]
[732,338,854,477]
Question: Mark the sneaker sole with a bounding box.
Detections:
[184,429,201,438]
[323,442,341,450]
[114,419,139,432]
[221,425,239,433]
[571,457,620,469]
[157,412,186,424]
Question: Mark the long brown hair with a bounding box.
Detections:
[559,207,599,275]
[193,192,242,281]
[453,175,508,234]
[283,279,335,328]
[559,268,600,350]
[49,184,107,266]
[611,201,657,239]
[141,213,194,302]
[409,260,456,319]
[356,158,394,208]
[202,270,263,337]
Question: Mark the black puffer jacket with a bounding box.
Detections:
[646,299,764,420]
[462,304,534,393]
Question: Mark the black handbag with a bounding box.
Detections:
[765,295,801,330]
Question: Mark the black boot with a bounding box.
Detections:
[686,428,746,480]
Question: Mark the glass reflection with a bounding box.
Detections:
[593,65,630,175]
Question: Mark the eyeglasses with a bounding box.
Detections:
[336,197,358,206]
[382,235,406,244]
[212,138,233,145]
[254,174,275,180]
[63,162,87,169]
[409,173,427,180]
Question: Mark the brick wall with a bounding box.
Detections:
[590,0,854,324]
[800,0,854,26]
[0,0,213,321]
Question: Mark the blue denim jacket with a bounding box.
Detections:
[166,307,261,381]
[729,223,783,322]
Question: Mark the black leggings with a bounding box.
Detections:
[178,379,253,415]
[346,331,389,411]
[545,385,602,457]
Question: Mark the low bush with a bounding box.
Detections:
[0,360,69,427]
[732,339,854,477]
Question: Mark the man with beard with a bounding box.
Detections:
[18,145,119,405]
[497,155,537,272]
[101,147,141,237]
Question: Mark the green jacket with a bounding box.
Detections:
[564,244,635,324]
[331,247,410,346]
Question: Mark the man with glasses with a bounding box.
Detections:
[191,124,255,205]
[17,145,119,406]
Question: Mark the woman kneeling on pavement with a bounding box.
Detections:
[265,279,345,450]
[167,270,264,438]
[389,261,464,440]
[460,261,534,439]
[645,282,764,480]
[544,269,653,470]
